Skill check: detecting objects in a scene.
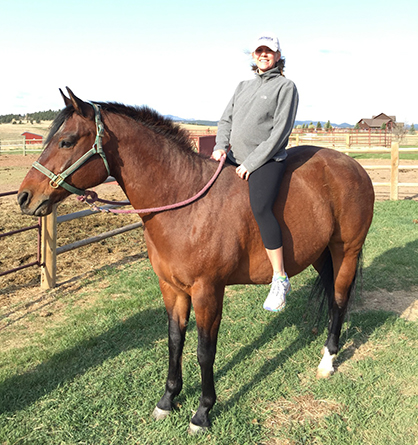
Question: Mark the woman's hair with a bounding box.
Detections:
[251,56,286,76]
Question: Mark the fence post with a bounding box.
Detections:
[23,137,26,156]
[390,141,399,200]
[295,134,300,146]
[41,206,57,289]
[345,134,350,149]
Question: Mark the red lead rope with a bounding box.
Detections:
[78,156,226,215]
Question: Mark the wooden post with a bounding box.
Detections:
[390,141,399,200]
[295,134,300,146]
[345,134,350,149]
[23,137,26,156]
[41,206,57,289]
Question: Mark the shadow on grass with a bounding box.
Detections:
[362,239,418,294]
[0,305,167,415]
[180,283,395,417]
[1,240,413,420]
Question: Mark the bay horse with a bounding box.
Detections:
[18,88,374,434]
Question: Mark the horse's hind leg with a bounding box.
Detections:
[317,245,361,379]
[153,280,191,420]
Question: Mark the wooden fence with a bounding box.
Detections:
[289,131,418,149]
[39,204,143,289]
[292,139,418,200]
[0,139,43,155]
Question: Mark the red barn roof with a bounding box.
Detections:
[21,132,43,138]
[21,132,43,144]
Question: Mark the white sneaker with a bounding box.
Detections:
[263,274,291,312]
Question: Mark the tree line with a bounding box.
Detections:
[295,120,334,131]
[0,110,59,124]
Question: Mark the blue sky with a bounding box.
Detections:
[1,0,417,125]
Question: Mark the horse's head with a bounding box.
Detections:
[18,88,110,216]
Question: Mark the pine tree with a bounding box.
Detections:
[325,120,332,132]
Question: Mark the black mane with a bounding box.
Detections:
[46,102,196,154]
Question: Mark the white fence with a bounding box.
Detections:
[0,139,43,155]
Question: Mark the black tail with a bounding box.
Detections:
[310,249,363,327]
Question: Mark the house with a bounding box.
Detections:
[21,132,43,144]
[356,113,397,131]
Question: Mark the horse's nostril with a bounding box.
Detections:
[17,191,31,208]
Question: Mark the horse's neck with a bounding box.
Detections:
[107,116,203,209]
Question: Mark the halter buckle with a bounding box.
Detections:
[49,175,64,189]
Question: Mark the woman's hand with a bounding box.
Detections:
[236,165,250,180]
[211,149,226,161]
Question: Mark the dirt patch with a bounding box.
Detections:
[355,288,418,322]
[262,394,344,444]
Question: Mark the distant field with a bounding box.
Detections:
[0,121,51,141]
[0,121,216,143]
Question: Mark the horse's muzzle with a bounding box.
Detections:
[17,190,52,216]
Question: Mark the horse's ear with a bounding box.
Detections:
[66,87,93,118]
[59,88,72,107]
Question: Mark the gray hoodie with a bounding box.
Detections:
[213,67,299,173]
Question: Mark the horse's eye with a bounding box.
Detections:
[58,140,74,149]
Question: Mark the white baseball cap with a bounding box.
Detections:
[251,33,281,53]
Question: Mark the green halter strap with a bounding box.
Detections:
[32,102,110,196]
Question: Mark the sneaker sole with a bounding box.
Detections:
[263,289,291,312]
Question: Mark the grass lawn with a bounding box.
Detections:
[0,201,417,444]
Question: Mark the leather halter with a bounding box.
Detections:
[32,102,110,196]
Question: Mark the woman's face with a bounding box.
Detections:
[252,46,281,73]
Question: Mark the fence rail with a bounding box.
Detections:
[0,139,43,155]
[0,190,42,277]
[292,140,418,200]
[289,133,393,149]
[289,131,418,149]
[0,182,143,289]
[38,205,143,289]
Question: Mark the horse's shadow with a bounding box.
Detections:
[1,240,416,417]
[0,304,167,415]
[179,239,418,413]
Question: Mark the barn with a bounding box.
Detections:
[21,132,43,144]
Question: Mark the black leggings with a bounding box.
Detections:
[227,157,286,249]
[248,160,286,250]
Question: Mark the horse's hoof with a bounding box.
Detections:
[316,367,334,379]
[152,406,171,421]
[188,422,208,435]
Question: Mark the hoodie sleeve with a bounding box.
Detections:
[242,81,298,173]
[212,92,235,153]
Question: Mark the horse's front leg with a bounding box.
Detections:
[153,280,191,420]
[188,284,225,434]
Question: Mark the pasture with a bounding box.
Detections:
[1,199,417,444]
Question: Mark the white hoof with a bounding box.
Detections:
[317,346,336,379]
[316,367,334,379]
[188,422,208,435]
[152,406,171,421]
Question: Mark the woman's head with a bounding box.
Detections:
[250,34,285,75]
